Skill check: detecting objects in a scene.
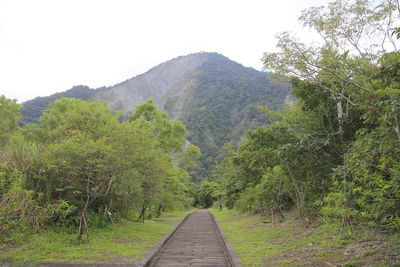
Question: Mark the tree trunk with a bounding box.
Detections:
[77,177,93,242]
[277,200,285,219]
[136,205,147,223]
[271,208,275,224]
[278,207,285,219]
[156,199,163,218]
[284,162,306,217]
[77,210,90,242]
[83,213,90,241]
[337,100,344,140]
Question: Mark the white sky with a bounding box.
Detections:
[0,0,330,103]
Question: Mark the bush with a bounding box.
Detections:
[323,127,400,230]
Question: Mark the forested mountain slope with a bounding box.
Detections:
[21,52,292,181]
[21,85,99,124]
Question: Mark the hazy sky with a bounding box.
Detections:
[0,0,330,102]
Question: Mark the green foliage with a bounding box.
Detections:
[0,167,75,243]
[177,54,292,181]
[0,95,22,146]
[320,192,355,224]
[20,85,97,125]
[326,127,400,230]
[211,0,400,232]
[319,53,400,230]
[194,180,222,208]
[393,27,400,39]
[214,100,346,216]
[0,96,196,244]
[128,99,187,154]
[255,166,291,214]
[127,99,199,217]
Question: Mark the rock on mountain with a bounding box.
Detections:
[21,52,292,181]
[96,53,209,119]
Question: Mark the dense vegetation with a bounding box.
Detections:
[0,97,198,243]
[200,0,400,232]
[20,85,100,125]
[180,53,292,181]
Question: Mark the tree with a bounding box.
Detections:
[128,99,199,220]
[0,96,22,146]
[324,126,400,230]
[259,0,400,229]
[263,0,399,138]
[128,99,186,154]
[194,180,222,208]
[39,98,123,241]
[1,96,198,243]
[366,52,400,140]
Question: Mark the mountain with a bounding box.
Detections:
[21,52,292,181]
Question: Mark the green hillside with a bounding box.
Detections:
[177,53,291,181]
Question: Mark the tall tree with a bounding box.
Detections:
[263,0,399,138]
[128,99,199,219]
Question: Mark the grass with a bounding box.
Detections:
[0,209,192,265]
[210,208,400,267]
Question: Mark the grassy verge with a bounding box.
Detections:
[210,208,400,267]
[0,209,193,264]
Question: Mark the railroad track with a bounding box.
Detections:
[140,209,242,267]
